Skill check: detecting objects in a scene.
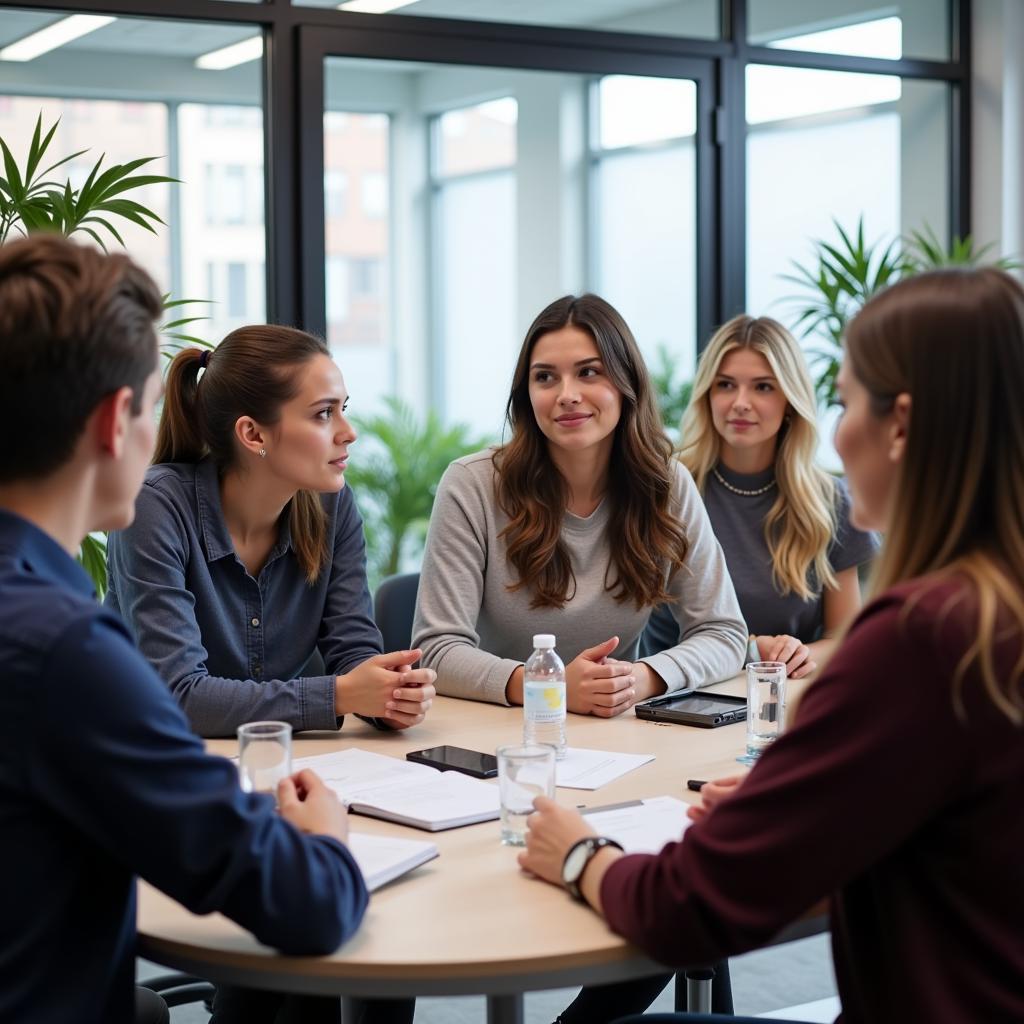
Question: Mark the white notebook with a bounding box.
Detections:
[346,832,439,892]
[293,748,501,832]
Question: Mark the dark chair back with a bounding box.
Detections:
[374,572,421,653]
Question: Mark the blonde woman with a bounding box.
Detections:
[646,315,877,678]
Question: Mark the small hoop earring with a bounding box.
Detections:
[258,448,267,458]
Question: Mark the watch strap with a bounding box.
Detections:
[563,836,624,901]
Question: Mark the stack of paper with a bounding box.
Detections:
[555,747,655,790]
[582,795,692,853]
[293,748,500,832]
[346,832,439,892]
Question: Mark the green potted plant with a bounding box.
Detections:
[649,342,692,436]
[784,216,1018,407]
[0,114,210,594]
[344,397,490,589]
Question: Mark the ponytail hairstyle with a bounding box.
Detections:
[679,315,838,599]
[845,268,1024,725]
[495,293,688,610]
[154,325,332,584]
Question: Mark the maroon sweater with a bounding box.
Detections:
[602,576,1024,1023]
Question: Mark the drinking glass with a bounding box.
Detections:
[738,661,786,765]
[237,721,292,799]
[496,743,556,846]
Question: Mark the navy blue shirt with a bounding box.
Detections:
[106,460,384,737]
[0,510,368,1024]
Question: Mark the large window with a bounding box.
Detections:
[591,75,698,390]
[321,57,705,439]
[432,98,517,434]
[0,9,266,344]
[749,0,950,61]
[2,1,971,447]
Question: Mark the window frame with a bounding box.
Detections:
[2,0,969,357]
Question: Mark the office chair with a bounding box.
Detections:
[139,974,214,1014]
[373,572,420,653]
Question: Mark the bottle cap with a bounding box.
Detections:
[532,634,556,649]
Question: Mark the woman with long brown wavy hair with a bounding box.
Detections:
[520,268,1024,1024]
[413,293,745,718]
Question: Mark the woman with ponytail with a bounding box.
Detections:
[106,325,436,740]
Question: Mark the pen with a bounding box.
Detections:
[686,779,707,792]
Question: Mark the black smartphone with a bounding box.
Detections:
[634,691,747,728]
[406,745,499,779]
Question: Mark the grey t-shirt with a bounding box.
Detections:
[645,463,878,650]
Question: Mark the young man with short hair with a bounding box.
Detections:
[0,235,366,1023]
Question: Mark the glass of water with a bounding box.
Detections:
[237,721,292,799]
[496,743,556,846]
[738,662,786,765]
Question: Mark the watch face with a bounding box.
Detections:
[563,840,593,885]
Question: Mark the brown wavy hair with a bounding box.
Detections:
[846,268,1024,724]
[495,294,688,610]
[154,325,332,584]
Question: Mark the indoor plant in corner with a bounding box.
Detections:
[784,216,1018,409]
[0,113,211,594]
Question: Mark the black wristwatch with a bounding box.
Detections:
[562,836,624,901]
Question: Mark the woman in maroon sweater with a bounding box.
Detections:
[520,267,1024,1024]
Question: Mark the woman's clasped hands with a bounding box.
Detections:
[565,636,637,717]
[334,648,437,729]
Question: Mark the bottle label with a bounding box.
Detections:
[524,681,565,723]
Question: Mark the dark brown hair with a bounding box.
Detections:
[846,268,1024,723]
[495,293,688,609]
[154,325,332,583]
[0,234,160,483]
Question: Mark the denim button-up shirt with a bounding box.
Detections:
[106,459,383,737]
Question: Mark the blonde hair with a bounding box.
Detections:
[846,269,1024,724]
[678,315,837,600]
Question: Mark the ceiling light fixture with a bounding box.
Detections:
[194,35,263,71]
[338,1,422,13]
[0,14,115,62]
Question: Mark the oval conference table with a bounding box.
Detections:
[137,678,824,1023]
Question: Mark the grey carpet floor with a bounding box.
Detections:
[138,933,837,1022]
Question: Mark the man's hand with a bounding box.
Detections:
[277,769,348,843]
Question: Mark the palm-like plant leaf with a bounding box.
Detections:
[780,215,1016,408]
[0,114,175,247]
[345,397,490,586]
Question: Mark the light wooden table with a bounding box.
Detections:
[137,679,811,1023]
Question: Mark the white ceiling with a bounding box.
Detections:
[0,1,709,58]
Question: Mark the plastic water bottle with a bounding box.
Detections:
[523,634,567,759]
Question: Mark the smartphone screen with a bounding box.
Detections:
[406,745,499,778]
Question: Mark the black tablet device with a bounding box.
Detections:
[634,691,747,728]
